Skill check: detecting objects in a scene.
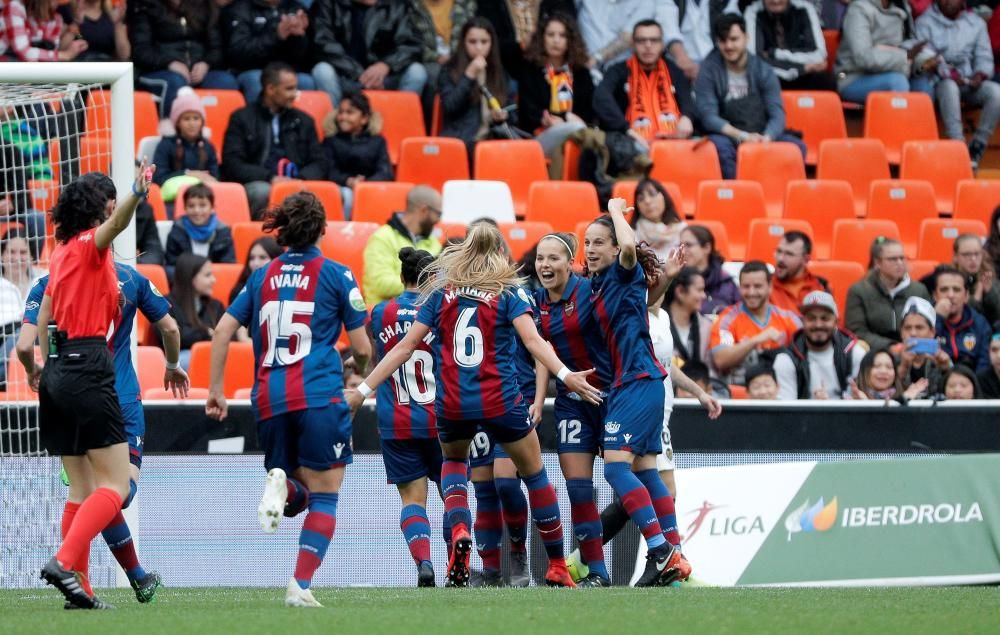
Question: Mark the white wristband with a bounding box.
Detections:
[165,360,179,371]
[357,381,374,398]
[557,366,571,382]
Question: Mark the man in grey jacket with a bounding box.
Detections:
[694,13,806,179]
[916,0,1000,170]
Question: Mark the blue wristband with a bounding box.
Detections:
[132,183,149,199]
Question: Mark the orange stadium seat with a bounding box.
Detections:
[85,88,112,138]
[136,264,170,345]
[434,222,468,243]
[233,388,253,400]
[561,139,581,180]
[687,220,732,262]
[231,222,268,265]
[267,180,344,220]
[352,182,413,223]
[900,140,973,213]
[953,179,1000,223]
[396,137,469,192]
[134,91,159,148]
[823,30,840,73]
[783,180,855,260]
[745,218,814,262]
[649,140,722,218]
[294,90,335,140]
[364,90,426,164]
[430,94,443,137]
[136,346,166,396]
[188,341,255,397]
[908,259,938,283]
[501,221,554,261]
[807,260,864,324]
[320,221,380,281]
[474,140,548,218]
[210,263,243,307]
[867,180,938,257]
[175,182,252,226]
[863,92,938,164]
[146,183,167,222]
[737,142,805,217]
[194,89,246,143]
[831,219,901,266]
[143,387,211,401]
[781,91,847,165]
[817,139,890,217]
[27,179,57,215]
[695,180,766,260]
[525,181,599,233]
[917,219,988,263]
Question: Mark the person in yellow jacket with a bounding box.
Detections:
[363,185,444,304]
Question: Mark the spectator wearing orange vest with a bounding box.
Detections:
[769,230,828,314]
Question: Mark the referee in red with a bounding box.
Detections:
[36,160,156,609]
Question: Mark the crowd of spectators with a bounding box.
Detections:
[1,0,1000,400]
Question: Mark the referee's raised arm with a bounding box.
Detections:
[94,157,155,251]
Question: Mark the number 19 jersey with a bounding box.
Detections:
[228,246,369,420]
[371,290,437,440]
[416,285,533,420]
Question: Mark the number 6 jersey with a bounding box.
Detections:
[371,290,437,440]
[416,285,534,420]
[228,245,369,420]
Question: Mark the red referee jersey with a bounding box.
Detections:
[46,227,120,339]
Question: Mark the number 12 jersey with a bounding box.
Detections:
[228,246,369,420]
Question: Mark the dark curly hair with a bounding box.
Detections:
[399,247,435,287]
[587,215,662,286]
[524,12,590,70]
[52,172,116,243]
[262,191,327,251]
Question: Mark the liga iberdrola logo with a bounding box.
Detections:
[784,497,838,541]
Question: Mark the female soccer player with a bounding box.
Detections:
[533,232,613,586]
[21,255,188,605]
[35,163,165,609]
[582,198,691,586]
[370,247,443,587]
[206,192,372,608]
[346,222,601,588]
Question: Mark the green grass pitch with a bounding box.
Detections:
[2,586,998,634]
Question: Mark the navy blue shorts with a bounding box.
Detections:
[258,402,353,473]
[380,437,443,484]
[439,405,533,465]
[553,395,606,455]
[603,378,665,456]
[122,400,145,469]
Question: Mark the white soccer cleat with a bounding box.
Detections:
[258,468,288,534]
[285,577,323,608]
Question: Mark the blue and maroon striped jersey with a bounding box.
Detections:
[371,290,437,440]
[416,285,534,420]
[589,261,666,387]
[228,246,369,420]
[535,273,611,397]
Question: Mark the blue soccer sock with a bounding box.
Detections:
[604,462,665,550]
[442,511,453,557]
[400,504,432,566]
[495,477,528,553]
[293,492,338,589]
[522,469,565,562]
[566,478,608,579]
[472,480,503,571]
[441,459,472,537]
[101,511,146,582]
[635,469,680,547]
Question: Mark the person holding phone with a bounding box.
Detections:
[896,296,951,400]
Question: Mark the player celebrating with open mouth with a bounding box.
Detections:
[206,192,372,608]
[346,222,602,588]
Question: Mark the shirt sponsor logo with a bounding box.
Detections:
[605,422,620,434]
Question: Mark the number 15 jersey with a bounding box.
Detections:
[416,285,533,420]
[228,246,369,420]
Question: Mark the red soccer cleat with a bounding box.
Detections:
[544,560,578,588]
[446,526,472,588]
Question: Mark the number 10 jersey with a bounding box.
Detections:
[228,246,369,420]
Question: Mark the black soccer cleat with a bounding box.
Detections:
[577,572,612,588]
[472,569,504,588]
[508,551,530,587]
[417,561,435,588]
[41,557,103,609]
[445,530,473,588]
[131,571,162,603]
[634,544,691,587]
[64,596,114,610]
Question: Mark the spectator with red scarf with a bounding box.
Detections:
[593,19,695,177]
